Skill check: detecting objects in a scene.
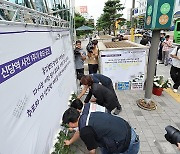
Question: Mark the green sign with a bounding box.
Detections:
[145,0,175,30]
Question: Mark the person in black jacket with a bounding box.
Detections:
[77,74,117,99]
[80,75,122,115]
[62,108,140,154]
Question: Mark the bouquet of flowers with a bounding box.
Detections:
[153,76,171,89]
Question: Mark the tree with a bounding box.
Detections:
[103,0,124,35]
[118,18,126,27]
[96,13,110,34]
[126,21,131,29]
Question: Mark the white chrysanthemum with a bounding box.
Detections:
[154,82,159,86]
[71,91,75,95]
[68,101,71,106]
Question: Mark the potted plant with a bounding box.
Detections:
[153,76,171,96]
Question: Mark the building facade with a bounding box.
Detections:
[75,6,90,20]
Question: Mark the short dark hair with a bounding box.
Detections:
[165,35,170,38]
[92,40,98,45]
[81,75,93,86]
[70,99,83,110]
[62,107,80,124]
[76,40,81,44]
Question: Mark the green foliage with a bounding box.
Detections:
[51,125,74,154]
[96,0,124,35]
[75,13,86,29]
[75,13,93,36]
[118,18,126,27]
[68,92,77,106]
[153,76,171,89]
[126,21,131,29]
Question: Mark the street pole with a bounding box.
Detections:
[130,0,135,42]
[145,30,160,103]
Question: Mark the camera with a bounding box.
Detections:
[74,48,81,55]
[86,41,94,53]
[165,125,180,147]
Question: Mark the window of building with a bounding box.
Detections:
[177,22,180,31]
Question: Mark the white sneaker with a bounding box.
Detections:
[173,89,178,93]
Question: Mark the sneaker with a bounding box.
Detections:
[173,89,178,93]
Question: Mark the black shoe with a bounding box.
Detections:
[113,107,122,115]
[159,62,164,64]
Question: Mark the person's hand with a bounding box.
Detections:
[177,143,180,150]
[64,140,71,146]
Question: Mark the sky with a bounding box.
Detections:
[75,0,132,21]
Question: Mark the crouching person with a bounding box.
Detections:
[62,108,140,154]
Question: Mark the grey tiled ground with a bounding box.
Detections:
[72,39,180,154]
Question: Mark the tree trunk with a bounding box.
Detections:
[108,26,111,35]
[113,24,116,36]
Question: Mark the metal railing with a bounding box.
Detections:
[0,0,69,28]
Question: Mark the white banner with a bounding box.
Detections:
[100,50,146,83]
[0,25,77,154]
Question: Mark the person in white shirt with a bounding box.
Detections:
[162,35,172,66]
[170,46,180,93]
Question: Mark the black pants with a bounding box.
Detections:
[170,65,180,89]
[106,84,121,109]
[76,68,84,79]
[158,47,163,61]
[88,64,98,74]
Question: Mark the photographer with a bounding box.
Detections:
[165,125,180,150]
[87,40,99,74]
[74,40,86,79]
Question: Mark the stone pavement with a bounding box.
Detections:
[72,39,180,154]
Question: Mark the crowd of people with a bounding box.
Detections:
[62,39,140,154]
[140,31,180,93]
[61,36,180,154]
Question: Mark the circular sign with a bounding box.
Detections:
[146,16,151,25]
[159,15,169,25]
[147,5,152,16]
[160,3,170,14]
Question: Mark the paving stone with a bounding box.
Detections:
[142,129,155,138]
[175,123,180,129]
[140,141,151,152]
[139,121,150,129]
[150,125,163,134]
[151,147,161,154]
[146,137,156,147]
[133,110,143,116]
[147,119,157,126]
[170,116,180,123]
[138,132,147,142]
[144,115,153,120]
[154,140,177,154]
[153,116,164,123]
[158,101,167,107]
[154,133,166,141]
[137,116,146,122]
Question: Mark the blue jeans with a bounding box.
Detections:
[101,128,140,154]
